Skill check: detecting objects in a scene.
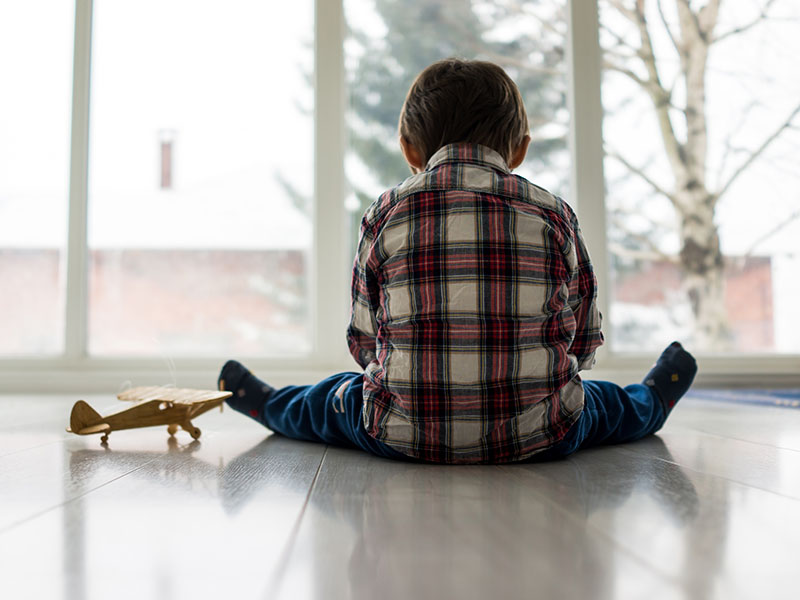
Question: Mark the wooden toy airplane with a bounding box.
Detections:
[67,386,232,444]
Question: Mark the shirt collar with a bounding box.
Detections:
[425,143,511,174]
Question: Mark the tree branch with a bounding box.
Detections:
[717,102,800,199]
[475,48,564,76]
[608,211,679,263]
[599,21,637,52]
[675,0,703,39]
[674,0,719,182]
[609,208,678,263]
[603,46,638,62]
[697,0,722,38]
[602,59,647,87]
[656,0,682,56]
[606,149,676,203]
[713,0,777,44]
[744,208,800,257]
[514,1,566,39]
[627,1,687,176]
[608,241,678,264]
[714,99,759,190]
[607,0,639,24]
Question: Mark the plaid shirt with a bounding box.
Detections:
[347,144,603,463]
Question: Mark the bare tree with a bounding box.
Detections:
[603,0,800,350]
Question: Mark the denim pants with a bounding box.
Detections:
[529,380,667,461]
[260,374,666,463]
[259,372,407,460]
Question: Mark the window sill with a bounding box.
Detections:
[0,353,797,393]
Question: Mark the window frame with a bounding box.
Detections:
[1,0,797,392]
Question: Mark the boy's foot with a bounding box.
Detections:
[643,342,698,416]
[218,360,275,423]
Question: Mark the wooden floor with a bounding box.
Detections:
[1,391,799,600]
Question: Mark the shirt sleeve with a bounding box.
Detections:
[565,208,604,370]
[346,214,380,370]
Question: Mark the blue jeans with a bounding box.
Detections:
[529,380,667,461]
[260,374,666,463]
[260,372,407,460]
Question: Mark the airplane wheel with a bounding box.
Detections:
[190,427,201,440]
[100,434,109,445]
[167,424,179,436]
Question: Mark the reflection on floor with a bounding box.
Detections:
[1,391,799,600]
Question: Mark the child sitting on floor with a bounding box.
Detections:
[218,58,697,464]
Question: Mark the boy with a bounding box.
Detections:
[218,58,697,464]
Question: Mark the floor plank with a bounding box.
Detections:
[2,393,799,600]
[672,395,800,452]
[0,395,94,457]
[273,447,685,600]
[0,396,325,600]
[637,427,800,500]
[511,439,800,599]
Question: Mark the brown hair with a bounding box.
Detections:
[398,58,529,166]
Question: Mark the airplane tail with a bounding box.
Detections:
[69,400,103,433]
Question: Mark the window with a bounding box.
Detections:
[600,0,800,354]
[87,0,313,356]
[2,0,798,390]
[0,1,73,356]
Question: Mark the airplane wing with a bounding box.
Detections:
[117,387,231,405]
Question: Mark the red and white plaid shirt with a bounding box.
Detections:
[347,144,603,463]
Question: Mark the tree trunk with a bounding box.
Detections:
[673,0,729,351]
[635,0,729,350]
[676,187,730,351]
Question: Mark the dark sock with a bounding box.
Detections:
[217,360,274,424]
[643,342,698,416]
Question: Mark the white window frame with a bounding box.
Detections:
[1,0,797,392]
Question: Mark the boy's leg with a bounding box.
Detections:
[573,380,667,445]
[218,361,405,460]
[537,342,697,459]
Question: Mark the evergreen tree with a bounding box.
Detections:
[346,0,569,240]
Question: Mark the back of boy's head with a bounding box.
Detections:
[399,58,529,167]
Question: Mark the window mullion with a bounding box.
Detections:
[64,0,93,362]
[313,0,350,368]
[566,0,609,358]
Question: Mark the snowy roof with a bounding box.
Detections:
[0,167,312,251]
